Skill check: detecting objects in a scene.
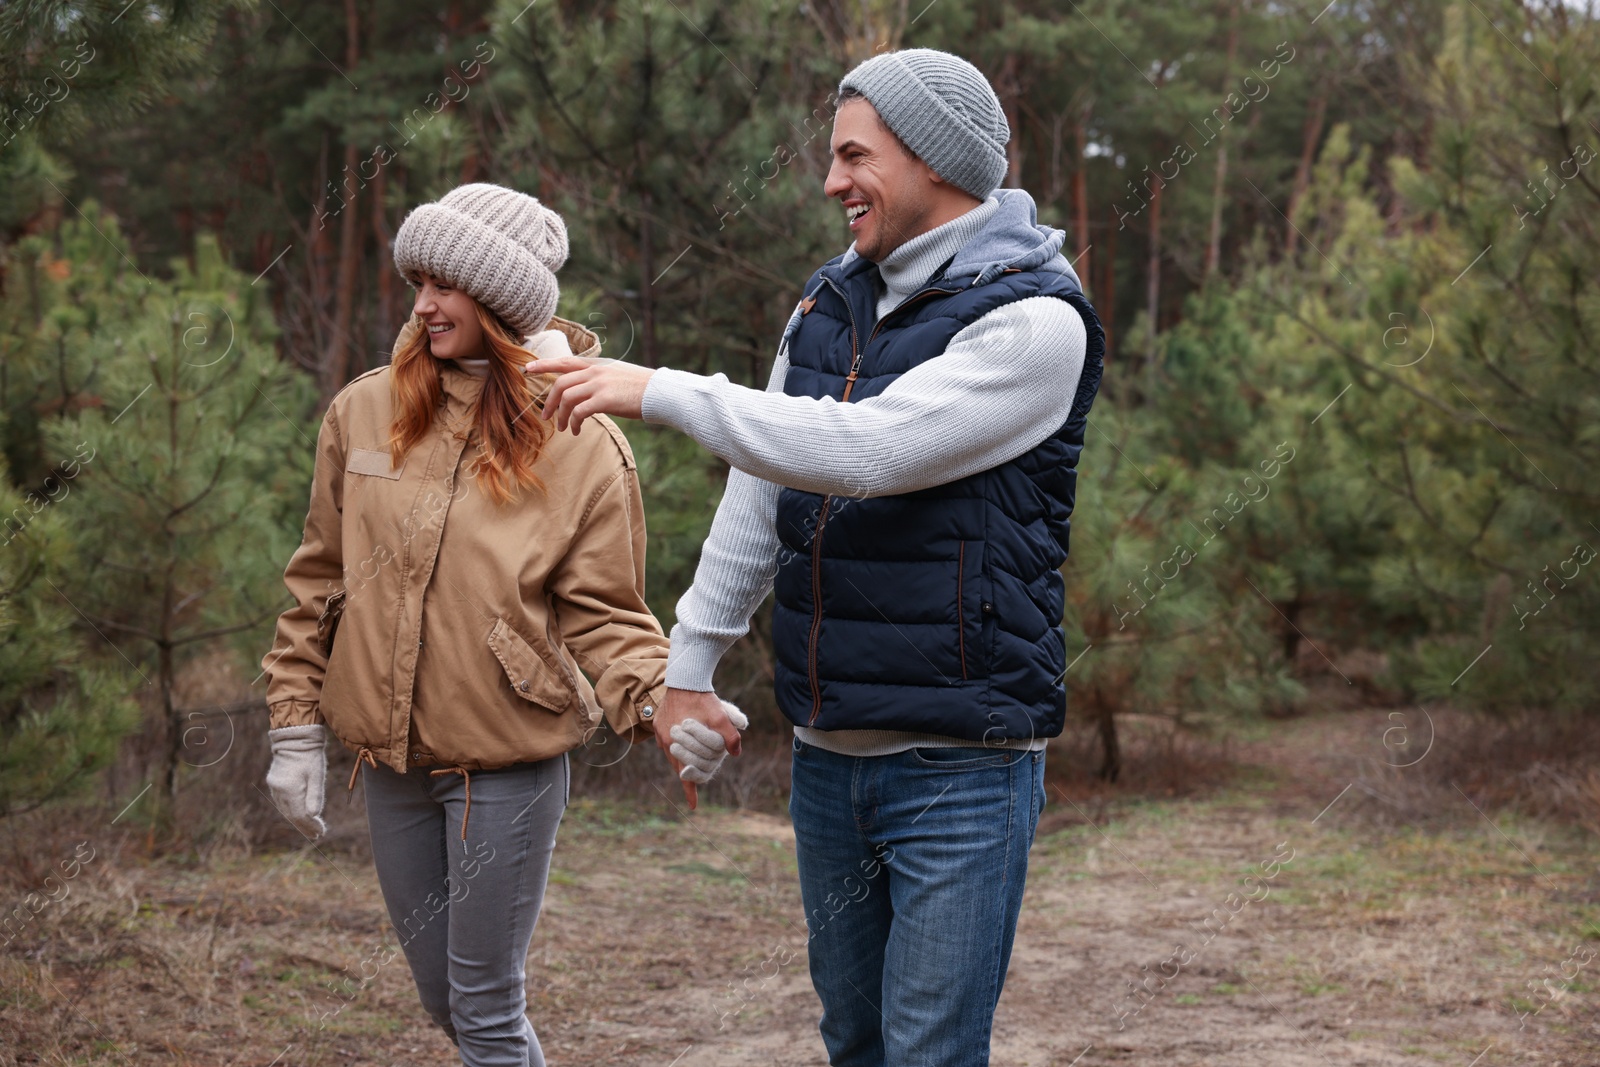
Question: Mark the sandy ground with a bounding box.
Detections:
[3,710,1597,1066]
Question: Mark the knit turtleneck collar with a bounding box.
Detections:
[437,358,488,415]
[873,196,999,317]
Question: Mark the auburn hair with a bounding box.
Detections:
[388,301,554,505]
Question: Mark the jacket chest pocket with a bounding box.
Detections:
[347,448,404,480]
[487,618,573,713]
[343,448,408,521]
[344,447,409,511]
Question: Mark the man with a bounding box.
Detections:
[527,48,1104,1067]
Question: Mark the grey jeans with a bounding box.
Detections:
[360,753,569,1067]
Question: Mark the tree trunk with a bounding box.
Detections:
[1144,178,1163,366]
[1097,698,1121,782]
[160,641,179,802]
[1282,597,1303,663]
[1073,103,1090,286]
[1100,205,1117,358]
[307,132,332,378]
[1285,92,1328,255]
[372,165,396,347]
[999,53,1023,189]
[639,185,657,368]
[1205,0,1240,280]
[321,0,363,397]
[158,324,180,805]
[324,161,361,393]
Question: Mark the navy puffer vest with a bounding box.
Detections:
[771,250,1105,742]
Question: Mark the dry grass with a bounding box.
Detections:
[1306,708,1600,837]
[3,707,1597,1066]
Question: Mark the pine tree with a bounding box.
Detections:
[0,0,236,244]
[0,454,138,817]
[7,207,315,808]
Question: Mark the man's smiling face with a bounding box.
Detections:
[823,97,942,263]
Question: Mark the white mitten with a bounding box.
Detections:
[527,328,575,361]
[266,724,329,840]
[670,700,749,785]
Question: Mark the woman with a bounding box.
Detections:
[260,183,740,1066]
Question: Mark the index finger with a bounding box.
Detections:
[522,354,597,375]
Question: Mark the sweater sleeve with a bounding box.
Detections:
[638,296,1086,498]
[661,352,789,692]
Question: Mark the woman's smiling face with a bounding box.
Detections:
[408,272,485,360]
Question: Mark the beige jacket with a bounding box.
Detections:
[261,317,668,772]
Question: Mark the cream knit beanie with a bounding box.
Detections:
[392,183,569,336]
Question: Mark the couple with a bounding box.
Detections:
[261,47,1104,1067]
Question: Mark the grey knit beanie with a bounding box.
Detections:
[837,49,1010,200]
[392,183,569,336]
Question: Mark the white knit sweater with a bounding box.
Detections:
[640,197,1086,756]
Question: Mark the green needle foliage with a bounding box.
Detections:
[0,455,138,818]
[1,207,313,814]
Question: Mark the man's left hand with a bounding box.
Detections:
[523,354,655,434]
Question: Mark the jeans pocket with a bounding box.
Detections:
[909,746,1022,769]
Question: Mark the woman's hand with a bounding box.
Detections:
[653,688,745,810]
[670,700,749,785]
[265,724,330,839]
[523,354,655,434]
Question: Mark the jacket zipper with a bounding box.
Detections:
[804,280,965,725]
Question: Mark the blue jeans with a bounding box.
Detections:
[361,755,568,1067]
[789,738,1047,1067]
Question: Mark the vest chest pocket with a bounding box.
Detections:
[487,618,573,713]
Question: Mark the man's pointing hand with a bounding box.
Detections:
[523,354,655,434]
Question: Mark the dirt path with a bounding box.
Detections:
[3,711,1596,1066]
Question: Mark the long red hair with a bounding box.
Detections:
[387,302,553,505]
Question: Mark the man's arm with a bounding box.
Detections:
[665,352,788,692]
[639,296,1085,498]
[667,468,782,690]
[647,351,789,802]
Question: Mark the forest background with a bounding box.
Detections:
[0,0,1597,1062]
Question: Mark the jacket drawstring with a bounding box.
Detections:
[348,746,378,792]
[430,766,472,847]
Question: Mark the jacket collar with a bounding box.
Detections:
[409,314,601,417]
[439,361,487,406]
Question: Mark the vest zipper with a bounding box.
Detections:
[799,267,1043,723]
[805,276,860,724]
[802,279,967,724]
[865,287,962,345]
